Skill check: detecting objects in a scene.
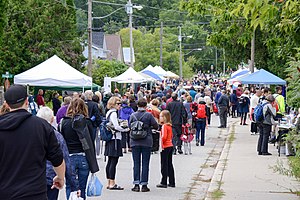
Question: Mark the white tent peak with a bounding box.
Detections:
[142,65,154,72]
[111,67,147,83]
[14,55,92,87]
[153,66,167,76]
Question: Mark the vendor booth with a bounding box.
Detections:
[14,55,93,88]
[239,69,286,85]
[111,67,147,83]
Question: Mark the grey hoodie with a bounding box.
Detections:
[262,100,276,125]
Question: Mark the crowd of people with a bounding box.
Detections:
[1,71,299,199]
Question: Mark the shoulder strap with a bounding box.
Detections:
[139,112,147,121]
[132,111,147,121]
[59,118,64,132]
[107,110,116,121]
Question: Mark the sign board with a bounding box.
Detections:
[2,72,13,78]
[104,77,112,93]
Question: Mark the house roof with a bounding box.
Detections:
[92,31,104,48]
[105,34,123,61]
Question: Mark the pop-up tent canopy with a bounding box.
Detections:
[164,71,179,78]
[111,67,147,83]
[152,66,168,76]
[239,69,286,85]
[14,55,92,87]
[140,70,163,81]
[231,68,250,79]
[141,65,154,72]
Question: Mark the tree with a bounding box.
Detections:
[0,0,7,41]
[285,49,300,108]
[89,59,128,86]
[180,0,300,78]
[0,0,84,80]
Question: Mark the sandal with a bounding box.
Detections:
[109,184,124,190]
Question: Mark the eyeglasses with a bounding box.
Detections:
[116,102,122,105]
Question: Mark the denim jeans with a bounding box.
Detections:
[66,155,90,200]
[195,120,206,146]
[131,146,151,185]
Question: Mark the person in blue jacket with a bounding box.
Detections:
[119,99,134,153]
[238,91,250,125]
[230,90,238,118]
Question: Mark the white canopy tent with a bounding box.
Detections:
[164,71,179,78]
[142,65,154,72]
[14,55,92,87]
[111,67,147,83]
[152,66,168,76]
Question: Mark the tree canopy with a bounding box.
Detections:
[0,0,84,80]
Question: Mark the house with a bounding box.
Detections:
[105,34,124,62]
[82,31,109,60]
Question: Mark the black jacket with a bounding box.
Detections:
[166,100,187,125]
[129,109,159,148]
[0,109,63,200]
[86,100,102,127]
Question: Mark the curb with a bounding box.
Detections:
[204,122,236,200]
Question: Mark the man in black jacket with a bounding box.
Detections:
[217,90,230,128]
[0,85,65,200]
[166,92,187,154]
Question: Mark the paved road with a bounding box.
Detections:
[59,115,300,200]
[59,114,230,200]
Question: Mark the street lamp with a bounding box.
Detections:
[178,26,192,79]
[126,1,143,68]
[184,48,202,56]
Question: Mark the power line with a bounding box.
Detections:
[92,1,125,7]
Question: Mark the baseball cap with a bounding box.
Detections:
[4,85,27,105]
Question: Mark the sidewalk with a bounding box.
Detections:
[206,120,300,200]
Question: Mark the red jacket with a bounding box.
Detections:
[36,95,45,107]
[161,124,173,149]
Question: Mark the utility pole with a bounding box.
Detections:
[250,30,255,73]
[179,26,183,79]
[160,21,163,67]
[215,47,218,73]
[223,48,226,75]
[87,0,92,77]
[128,0,134,68]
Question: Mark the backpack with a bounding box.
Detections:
[197,104,207,119]
[99,111,115,142]
[239,96,247,106]
[28,95,38,115]
[130,112,148,140]
[253,102,268,122]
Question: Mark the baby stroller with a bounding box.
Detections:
[180,123,194,155]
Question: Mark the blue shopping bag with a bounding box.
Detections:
[87,173,103,197]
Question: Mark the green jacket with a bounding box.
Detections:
[274,94,285,114]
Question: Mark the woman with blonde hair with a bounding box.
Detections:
[156,110,175,188]
[59,98,95,199]
[105,96,129,190]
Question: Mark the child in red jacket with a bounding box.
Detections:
[156,110,176,188]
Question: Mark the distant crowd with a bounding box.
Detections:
[1,71,299,199]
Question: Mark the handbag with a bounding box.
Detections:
[69,191,83,200]
[87,173,103,197]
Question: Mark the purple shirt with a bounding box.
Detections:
[56,105,69,124]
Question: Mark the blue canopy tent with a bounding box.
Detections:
[140,70,163,81]
[231,69,250,79]
[239,69,286,85]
